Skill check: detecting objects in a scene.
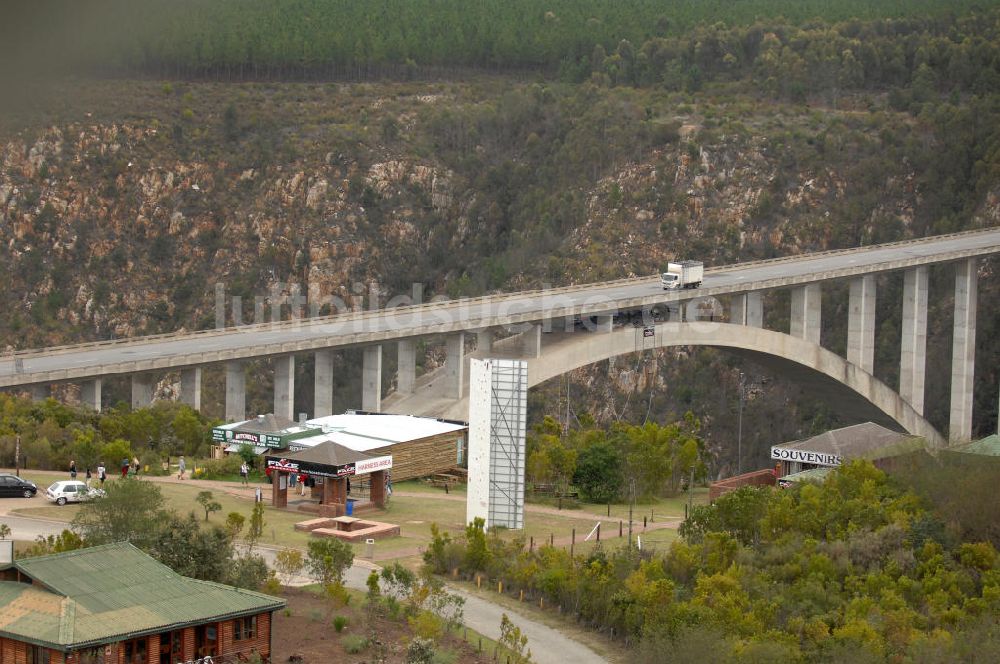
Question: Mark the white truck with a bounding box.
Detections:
[660,261,704,290]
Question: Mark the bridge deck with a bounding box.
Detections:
[2,228,999,387]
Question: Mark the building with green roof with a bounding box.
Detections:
[0,542,284,663]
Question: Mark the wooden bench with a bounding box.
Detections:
[556,491,579,500]
[532,483,556,495]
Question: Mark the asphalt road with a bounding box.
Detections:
[2,228,998,385]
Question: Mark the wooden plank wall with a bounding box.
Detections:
[368,431,466,481]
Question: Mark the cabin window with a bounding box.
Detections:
[235,614,258,640]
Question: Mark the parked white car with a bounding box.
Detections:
[46,481,105,506]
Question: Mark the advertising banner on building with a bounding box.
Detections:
[265,454,393,478]
[770,447,842,467]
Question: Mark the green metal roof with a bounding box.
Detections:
[0,543,284,649]
[951,434,1000,457]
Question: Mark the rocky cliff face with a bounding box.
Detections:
[2,78,998,460]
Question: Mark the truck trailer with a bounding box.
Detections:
[660,261,704,290]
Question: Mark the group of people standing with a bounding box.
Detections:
[68,459,107,487]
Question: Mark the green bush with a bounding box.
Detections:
[342,634,368,654]
[195,453,243,479]
[333,615,348,632]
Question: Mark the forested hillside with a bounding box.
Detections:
[425,460,1000,661]
[2,2,1000,474]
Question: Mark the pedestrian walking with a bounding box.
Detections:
[132,456,141,477]
[120,457,129,479]
[69,460,77,479]
[97,462,106,486]
[177,456,186,480]
[85,467,92,488]
[240,462,249,486]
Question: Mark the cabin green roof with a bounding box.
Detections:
[0,542,283,650]
[950,434,1000,457]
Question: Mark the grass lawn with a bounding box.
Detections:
[7,470,691,567]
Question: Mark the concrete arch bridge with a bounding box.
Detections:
[383,321,946,448]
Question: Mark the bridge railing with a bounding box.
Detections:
[3,226,998,359]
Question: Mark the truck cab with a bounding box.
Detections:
[661,260,704,290]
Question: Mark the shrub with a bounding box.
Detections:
[342,634,368,654]
[408,610,444,641]
[405,637,435,664]
[196,454,243,480]
[333,615,348,632]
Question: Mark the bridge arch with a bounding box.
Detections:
[525,322,945,448]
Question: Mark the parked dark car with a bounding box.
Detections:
[0,473,38,498]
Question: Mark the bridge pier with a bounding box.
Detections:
[730,292,763,327]
[790,284,822,344]
[131,373,155,410]
[397,340,416,395]
[522,324,542,358]
[30,384,50,402]
[476,329,494,354]
[180,367,202,411]
[950,258,978,442]
[362,345,382,412]
[314,350,334,417]
[81,379,102,412]
[900,267,928,415]
[225,360,246,422]
[847,275,876,373]
[274,356,295,421]
[446,332,465,399]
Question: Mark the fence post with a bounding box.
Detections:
[549,533,554,547]
[643,516,647,529]
[619,520,623,537]
[597,523,601,542]
[571,528,575,557]
[529,536,533,552]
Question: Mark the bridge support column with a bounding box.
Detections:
[30,384,50,402]
[446,332,465,399]
[225,361,246,422]
[396,340,416,395]
[477,329,494,354]
[950,258,977,442]
[180,367,202,411]
[131,374,155,410]
[790,284,822,344]
[274,356,295,421]
[362,345,382,412]
[81,379,102,412]
[595,315,613,333]
[900,267,929,415]
[730,292,763,327]
[314,350,334,418]
[522,324,542,358]
[847,275,877,373]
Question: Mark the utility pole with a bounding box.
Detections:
[14,435,21,477]
[737,371,745,475]
[627,478,636,549]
